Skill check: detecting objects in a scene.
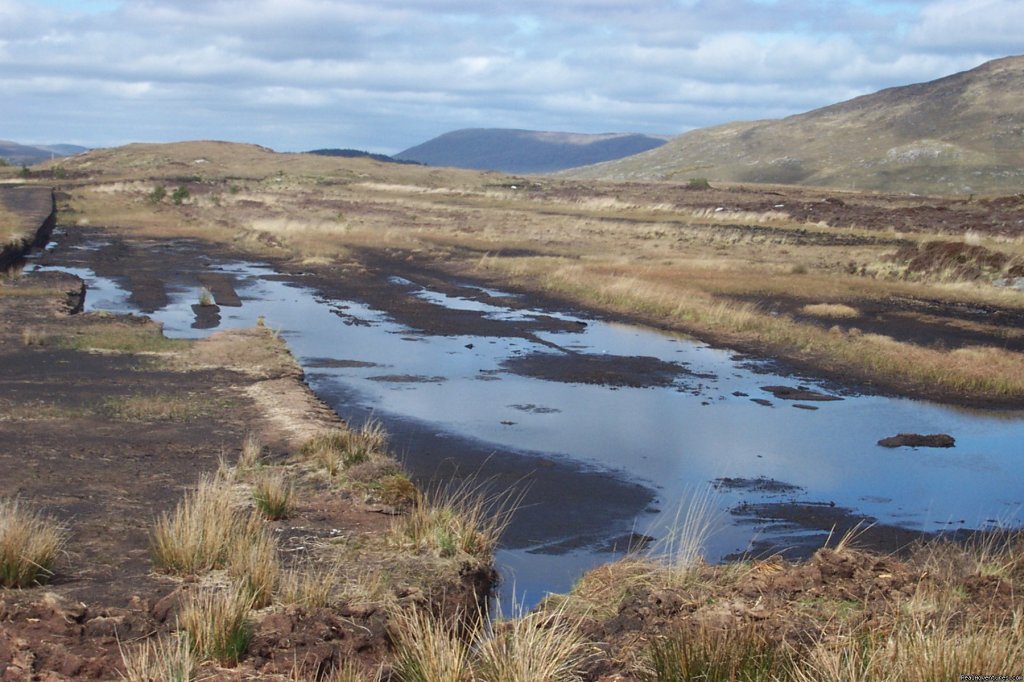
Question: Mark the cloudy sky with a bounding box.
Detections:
[1,0,1020,153]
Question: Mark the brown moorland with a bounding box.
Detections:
[2,139,1023,679]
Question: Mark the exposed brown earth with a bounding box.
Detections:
[0,236,490,678]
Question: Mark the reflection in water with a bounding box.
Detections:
[31,245,1024,608]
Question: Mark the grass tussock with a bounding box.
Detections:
[0,498,67,588]
[390,602,588,682]
[301,420,389,477]
[238,431,263,469]
[252,468,292,520]
[150,475,242,574]
[390,608,473,682]
[388,479,518,560]
[21,327,46,346]
[178,587,253,666]
[656,486,723,581]
[474,605,589,682]
[645,624,790,682]
[277,560,341,608]
[227,524,280,609]
[119,632,195,682]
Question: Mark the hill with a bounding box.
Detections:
[306,148,423,165]
[0,140,88,165]
[565,56,1024,195]
[394,128,668,173]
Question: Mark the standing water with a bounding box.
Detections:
[30,234,1024,607]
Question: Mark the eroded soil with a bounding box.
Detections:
[0,266,485,679]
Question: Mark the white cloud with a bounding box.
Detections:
[0,0,1017,152]
[910,0,1024,52]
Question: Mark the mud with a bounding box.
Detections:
[877,433,956,448]
[501,351,692,388]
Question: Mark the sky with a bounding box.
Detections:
[1,0,1021,154]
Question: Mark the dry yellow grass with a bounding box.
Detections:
[150,474,244,574]
[227,522,280,608]
[118,633,195,682]
[800,302,861,318]
[51,141,1024,404]
[178,587,253,666]
[0,498,67,588]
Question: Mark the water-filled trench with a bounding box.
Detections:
[30,233,1024,607]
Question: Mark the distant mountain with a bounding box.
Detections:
[306,148,423,165]
[394,129,669,173]
[565,56,1024,195]
[0,140,88,165]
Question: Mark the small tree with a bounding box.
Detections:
[171,186,190,205]
[148,185,167,203]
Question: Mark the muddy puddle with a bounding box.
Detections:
[30,231,1024,608]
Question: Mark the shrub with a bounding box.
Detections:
[171,186,190,205]
[148,185,167,203]
[0,498,66,588]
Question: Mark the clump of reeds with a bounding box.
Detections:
[0,498,66,588]
[21,327,46,346]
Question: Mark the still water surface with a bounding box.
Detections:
[33,246,1024,606]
